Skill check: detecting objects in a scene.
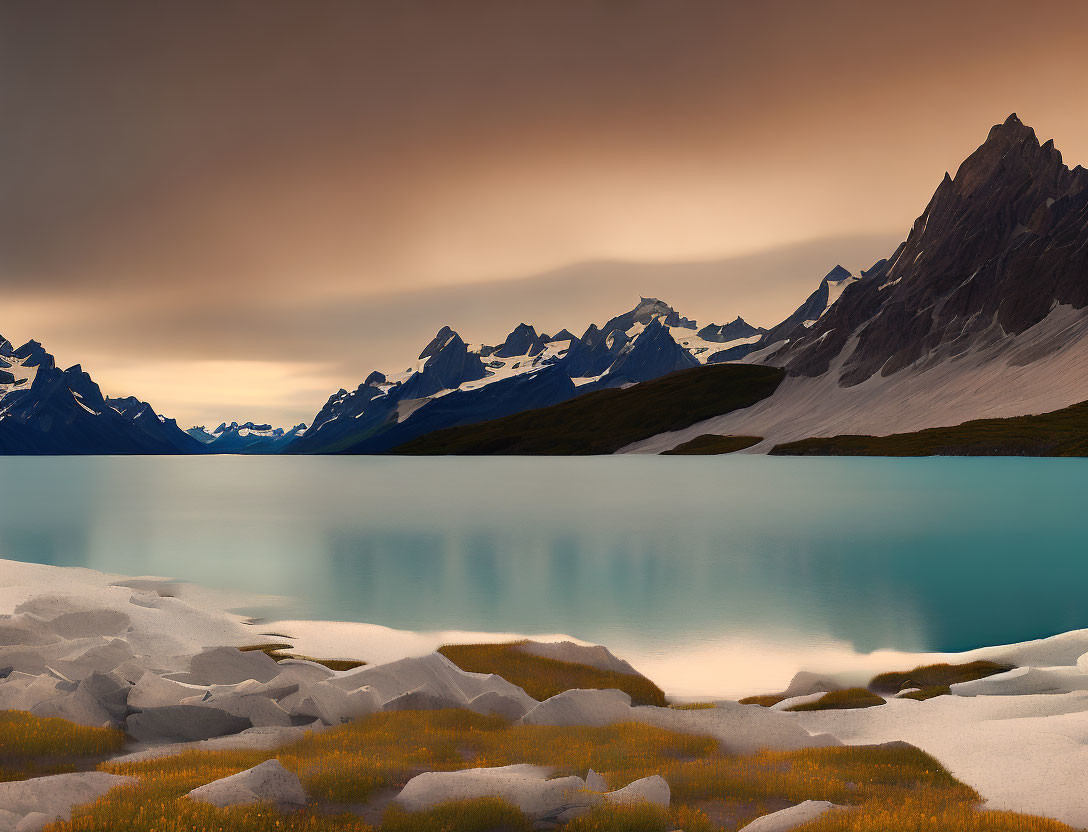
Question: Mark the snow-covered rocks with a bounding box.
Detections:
[602,775,670,807]
[182,647,283,685]
[519,689,633,727]
[466,691,531,721]
[186,759,307,808]
[739,800,838,832]
[0,773,135,832]
[394,765,598,821]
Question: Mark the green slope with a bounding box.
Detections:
[771,400,1088,457]
[391,364,785,456]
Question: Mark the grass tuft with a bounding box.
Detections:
[381,798,533,832]
[0,710,126,782]
[869,661,1013,694]
[785,689,885,712]
[240,643,366,672]
[898,685,952,702]
[738,694,788,708]
[437,642,667,707]
[662,435,763,455]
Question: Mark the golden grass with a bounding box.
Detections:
[0,710,127,782]
[32,708,1076,832]
[437,641,667,706]
[669,702,718,710]
[240,643,366,672]
[381,798,533,832]
[738,694,788,707]
[785,688,886,712]
[898,685,952,702]
[869,661,1013,694]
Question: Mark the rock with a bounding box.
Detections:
[14,813,55,832]
[467,691,530,721]
[52,638,135,680]
[271,659,335,685]
[31,686,114,728]
[111,724,323,765]
[771,692,826,711]
[190,693,293,728]
[781,671,842,698]
[519,689,633,727]
[0,773,135,829]
[395,765,599,820]
[331,653,537,715]
[129,673,208,709]
[186,647,282,685]
[305,681,380,725]
[517,641,640,676]
[186,759,307,808]
[382,689,457,712]
[949,667,1077,696]
[126,704,251,742]
[739,800,838,832]
[585,770,608,792]
[76,672,131,721]
[604,775,670,807]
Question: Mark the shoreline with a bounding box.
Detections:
[4,558,1088,827]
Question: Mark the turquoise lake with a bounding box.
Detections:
[1,455,1085,694]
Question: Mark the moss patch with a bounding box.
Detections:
[898,685,952,701]
[769,400,1088,457]
[663,435,763,455]
[785,688,886,712]
[391,364,785,455]
[869,660,1014,694]
[437,641,667,707]
[738,694,788,708]
[0,710,126,782]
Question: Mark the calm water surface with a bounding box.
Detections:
[1,456,1085,693]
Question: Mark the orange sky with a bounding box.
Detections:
[1,0,1087,426]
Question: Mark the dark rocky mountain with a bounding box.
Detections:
[544,328,580,343]
[0,338,202,454]
[697,317,764,343]
[757,264,860,348]
[598,317,699,385]
[399,328,487,399]
[495,323,546,358]
[773,114,1088,385]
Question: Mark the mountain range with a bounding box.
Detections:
[1,114,1084,456]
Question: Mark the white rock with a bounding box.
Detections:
[111,723,323,764]
[781,671,842,698]
[331,653,537,713]
[126,704,251,742]
[52,638,135,680]
[31,686,114,728]
[950,667,1081,697]
[395,765,598,819]
[191,693,293,728]
[0,773,135,827]
[186,647,282,685]
[633,701,838,753]
[187,759,307,808]
[771,692,826,711]
[382,688,458,711]
[14,813,56,832]
[585,770,608,792]
[519,689,633,727]
[739,800,837,832]
[604,775,670,807]
[467,691,530,721]
[306,681,380,725]
[129,673,208,709]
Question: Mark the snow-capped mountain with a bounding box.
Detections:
[187,421,307,454]
[626,114,1088,452]
[0,337,201,454]
[291,297,765,454]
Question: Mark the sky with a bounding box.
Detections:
[2,0,1088,427]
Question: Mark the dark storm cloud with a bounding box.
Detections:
[0,0,1086,424]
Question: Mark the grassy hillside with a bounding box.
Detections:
[771,400,1088,457]
[662,434,763,455]
[391,364,785,456]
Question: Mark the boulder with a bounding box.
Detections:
[603,775,670,807]
[126,704,251,742]
[189,693,293,728]
[395,765,599,820]
[781,671,842,698]
[76,672,132,721]
[585,770,608,792]
[31,686,114,728]
[0,773,135,830]
[519,689,633,727]
[331,653,537,713]
[949,667,1077,696]
[129,673,208,709]
[52,638,135,680]
[382,689,458,712]
[186,759,307,808]
[467,691,530,721]
[15,813,55,832]
[739,800,838,832]
[186,647,282,685]
[305,681,380,725]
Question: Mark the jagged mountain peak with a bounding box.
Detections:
[496,323,546,358]
[419,326,462,360]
